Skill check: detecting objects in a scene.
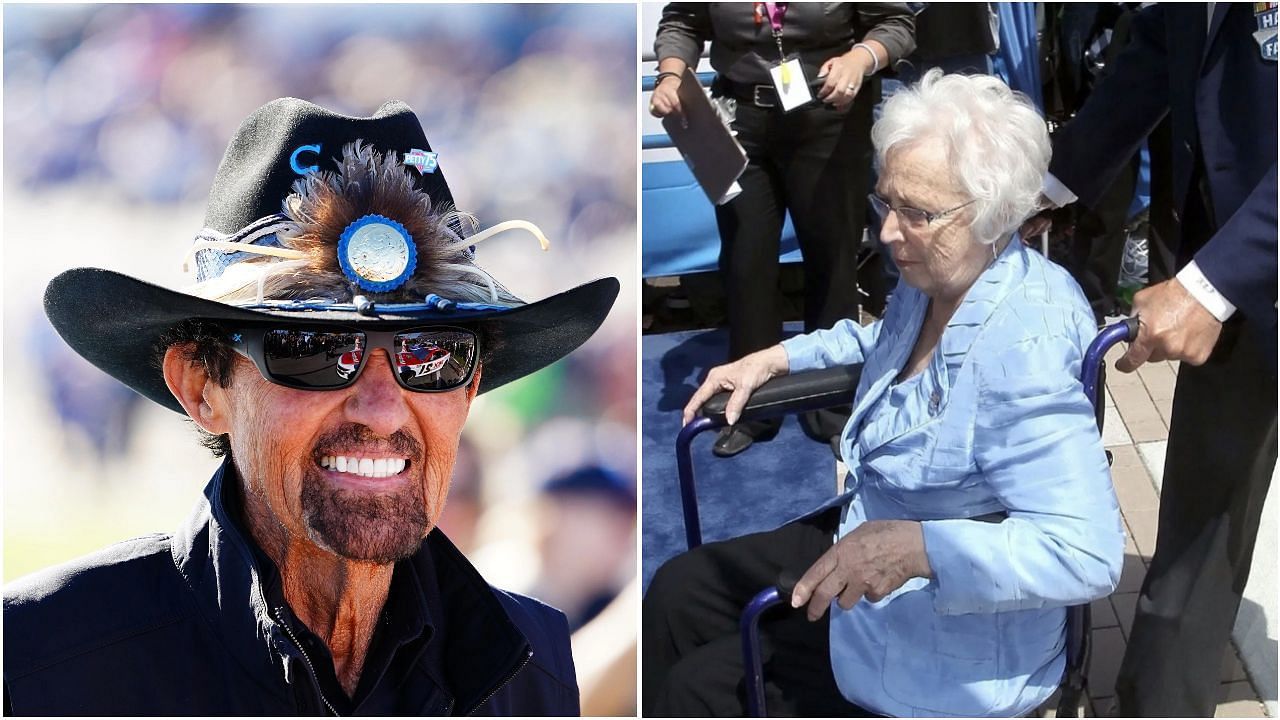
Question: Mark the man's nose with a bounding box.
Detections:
[344,349,411,436]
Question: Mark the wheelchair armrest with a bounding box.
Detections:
[700,365,862,424]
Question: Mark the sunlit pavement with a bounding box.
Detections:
[1058,340,1272,718]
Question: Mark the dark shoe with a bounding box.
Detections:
[829,435,844,461]
[712,426,754,458]
[799,407,851,444]
[711,422,781,458]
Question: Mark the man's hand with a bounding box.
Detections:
[790,520,931,622]
[1018,193,1055,241]
[1019,212,1052,242]
[649,75,682,118]
[681,345,789,426]
[1117,278,1224,372]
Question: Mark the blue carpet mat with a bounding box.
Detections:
[642,325,839,591]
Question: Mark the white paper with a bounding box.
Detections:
[769,59,812,112]
[717,181,742,205]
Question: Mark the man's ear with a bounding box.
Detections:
[465,364,483,404]
[162,344,231,435]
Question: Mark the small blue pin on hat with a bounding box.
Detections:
[403,148,439,175]
[337,214,418,292]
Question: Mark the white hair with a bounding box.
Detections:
[871,69,1050,245]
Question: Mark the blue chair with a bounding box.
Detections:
[675,318,1139,717]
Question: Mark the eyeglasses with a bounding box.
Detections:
[229,326,480,392]
[867,193,976,229]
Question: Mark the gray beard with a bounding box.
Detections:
[299,465,430,563]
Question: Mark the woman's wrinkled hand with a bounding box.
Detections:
[791,520,932,621]
[681,345,790,426]
[650,75,683,118]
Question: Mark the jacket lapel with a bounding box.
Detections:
[857,238,1025,457]
[842,285,928,467]
[1202,3,1230,71]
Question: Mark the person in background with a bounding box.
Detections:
[1029,3,1277,714]
[865,2,999,313]
[651,3,916,457]
[529,465,636,632]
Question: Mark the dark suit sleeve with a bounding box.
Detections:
[1048,4,1171,209]
[654,3,711,69]
[857,3,918,64]
[1191,164,1278,323]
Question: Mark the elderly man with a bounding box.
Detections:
[3,98,618,715]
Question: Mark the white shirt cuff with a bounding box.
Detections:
[1176,261,1237,322]
[1041,172,1078,208]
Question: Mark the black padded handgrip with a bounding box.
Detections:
[1124,315,1140,341]
[776,568,800,601]
[700,365,862,424]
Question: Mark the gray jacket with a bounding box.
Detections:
[655,3,916,85]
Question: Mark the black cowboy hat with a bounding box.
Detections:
[43,98,619,414]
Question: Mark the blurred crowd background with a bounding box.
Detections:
[3,4,637,713]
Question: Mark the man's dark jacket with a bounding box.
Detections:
[1048,2,1278,363]
[3,461,579,715]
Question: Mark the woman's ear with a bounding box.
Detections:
[162,344,231,435]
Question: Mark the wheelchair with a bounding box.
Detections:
[675,318,1138,717]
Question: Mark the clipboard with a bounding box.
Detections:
[660,68,748,205]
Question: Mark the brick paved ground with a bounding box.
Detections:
[1067,343,1267,718]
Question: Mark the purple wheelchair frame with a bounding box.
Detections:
[674,318,1138,717]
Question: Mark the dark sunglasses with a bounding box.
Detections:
[228,326,480,392]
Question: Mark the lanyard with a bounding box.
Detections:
[755,2,792,81]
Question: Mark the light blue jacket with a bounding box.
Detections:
[781,239,1124,717]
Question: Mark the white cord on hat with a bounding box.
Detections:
[180,218,306,275]
[180,240,308,273]
[440,219,551,255]
[182,216,549,305]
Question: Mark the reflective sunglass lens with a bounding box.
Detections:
[263,330,365,389]
[393,330,476,390]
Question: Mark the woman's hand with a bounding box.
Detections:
[791,520,932,621]
[681,344,790,426]
[650,74,683,118]
[817,48,874,110]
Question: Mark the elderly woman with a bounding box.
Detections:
[643,70,1125,718]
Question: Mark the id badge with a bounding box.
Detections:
[768,57,812,112]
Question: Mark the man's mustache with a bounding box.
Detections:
[311,423,423,461]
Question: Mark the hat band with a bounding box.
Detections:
[228,296,515,314]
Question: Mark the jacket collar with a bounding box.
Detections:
[169,458,531,714]
[849,237,1026,458]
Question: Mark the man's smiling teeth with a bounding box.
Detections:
[319,456,407,478]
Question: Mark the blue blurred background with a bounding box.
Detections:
[3,4,638,712]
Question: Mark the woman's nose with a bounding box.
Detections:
[879,208,905,246]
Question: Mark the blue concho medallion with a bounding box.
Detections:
[337,215,417,293]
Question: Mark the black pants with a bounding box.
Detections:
[715,96,873,440]
[643,507,874,717]
[1114,319,1277,716]
[1067,151,1140,323]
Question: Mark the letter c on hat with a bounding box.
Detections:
[290,144,322,175]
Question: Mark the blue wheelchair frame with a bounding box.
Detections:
[674,318,1139,717]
